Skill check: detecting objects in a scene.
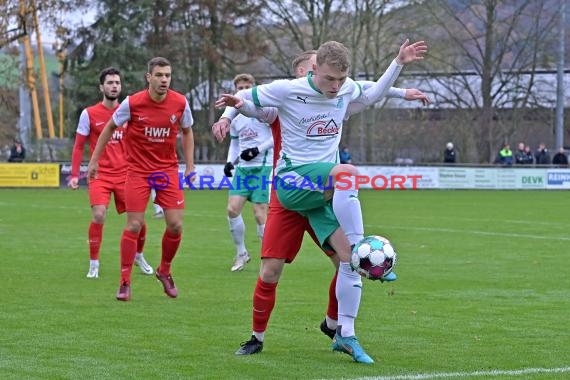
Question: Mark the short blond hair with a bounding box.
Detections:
[233,73,255,87]
[316,41,350,72]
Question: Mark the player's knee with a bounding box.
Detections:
[330,163,359,180]
[92,212,105,224]
[125,221,143,233]
[227,204,241,218]
[260,261,284,283]
[91,206,106,223]
[166,221,183,234]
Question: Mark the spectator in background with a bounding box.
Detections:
[523,145,534,165]
[498,143,513,166]
[514,142,526,165]
[535,143,551,165]
[8,138,26,162]
[339,146,352,164]
[552,147,568,167]
[443,142,456,163]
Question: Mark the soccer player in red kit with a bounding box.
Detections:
[69,67,153,279]
[87,57,195,301]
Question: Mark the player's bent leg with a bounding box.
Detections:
[252,202,267,240]
[228,196,249,271]
[156,209,183,298]
[320,268,339,339]
[236,259,285,355]
[327,228,373,363]
[329,164,364,247]
[229,196,250,272]
[117,212,145,301]
[134,223,154,275]
[87,205,107,278]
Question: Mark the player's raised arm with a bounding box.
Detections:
[346,39,428,118]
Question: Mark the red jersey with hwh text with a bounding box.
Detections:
[75,102,127,178]
[113,89,194,175]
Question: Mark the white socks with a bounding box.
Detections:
[89,259,99,267]
[253,331,265,342]
[336,262,362,337]
[228,215,247,254]
[256,223,265,240]
[332,181,364,246]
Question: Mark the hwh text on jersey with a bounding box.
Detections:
[112,130,124,140]
[145,127,171,138]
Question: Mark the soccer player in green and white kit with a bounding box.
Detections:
[223,74,273,272]
[217,39,427,363]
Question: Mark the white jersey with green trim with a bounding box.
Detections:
[251,74,361,171]
[230,114,273,168]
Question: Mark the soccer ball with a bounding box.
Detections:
[351,235,397,280]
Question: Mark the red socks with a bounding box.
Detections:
[252,277,278,333]
[120,230,139,284]
[158,230,181,275]
[88,222,103,260]
[327,271,339,320]
[137,223,147,253]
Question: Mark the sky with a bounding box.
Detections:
[5,7,96,51]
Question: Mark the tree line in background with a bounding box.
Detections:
[0,0,567,163]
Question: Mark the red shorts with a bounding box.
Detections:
[88,176,126,214]
[261,191,334,263]
[125,169,185,212]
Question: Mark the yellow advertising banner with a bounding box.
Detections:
[0,163,60,187]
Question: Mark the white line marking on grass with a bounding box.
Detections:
[404,215,566,229]
[367,225,570,242]
[0,201,80,210]
[318,366,570,380]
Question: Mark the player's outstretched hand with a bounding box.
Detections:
[240,147,259,161]
[215,94,244,109]
[212,118,230,142]
[396,39,428,65]
[224,162,235,177]
[87,161,98,182]
[404,88,431,106]
[68,177,79,190]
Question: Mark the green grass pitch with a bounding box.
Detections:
[0,189,568,379]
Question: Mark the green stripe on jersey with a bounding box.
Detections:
[252,86,261,107]
[307,72,322,94]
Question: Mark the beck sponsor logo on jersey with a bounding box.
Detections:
[306,119,339,137]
